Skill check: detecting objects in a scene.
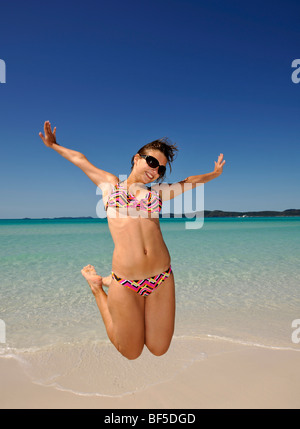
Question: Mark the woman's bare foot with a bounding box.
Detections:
[81,264,103,296]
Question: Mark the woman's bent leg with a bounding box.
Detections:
[82,265,144,360]
[144,272,175,356]
[107,279,145,359]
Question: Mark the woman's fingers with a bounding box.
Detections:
[214,154,226,174]
[217,153,225,166]
[39,121,56,146]
[43,120,56,137]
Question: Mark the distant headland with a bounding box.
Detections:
[186,208,300,218]
[17,209,300,220]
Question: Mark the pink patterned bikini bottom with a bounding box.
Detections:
[111,265,172,297]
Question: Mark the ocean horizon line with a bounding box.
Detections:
[0,208,300,221]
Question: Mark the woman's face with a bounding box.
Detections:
[134,150,168,183]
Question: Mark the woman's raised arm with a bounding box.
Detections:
[39,121,118,187]
[153,153,226,201]
[184,153,225,185]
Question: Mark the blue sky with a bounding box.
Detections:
[0,0,299,218]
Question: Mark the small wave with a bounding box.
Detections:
[205,334,300,352]
[0,337,206,398]
[173,333,300,352]
[2,333,298,398]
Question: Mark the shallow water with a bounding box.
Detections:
[1,217,300,395]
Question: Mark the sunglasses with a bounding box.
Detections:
[139,154,166,177]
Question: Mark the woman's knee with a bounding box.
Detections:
[118,342,144,360]
[146,341,171,357]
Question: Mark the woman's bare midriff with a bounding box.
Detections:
[107,213,171,279]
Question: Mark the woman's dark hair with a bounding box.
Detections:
[131,137,178,182]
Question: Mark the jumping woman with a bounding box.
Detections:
[39,121,225,360]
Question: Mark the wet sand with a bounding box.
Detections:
[1,339,299,409]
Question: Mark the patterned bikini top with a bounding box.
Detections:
[105,182,162,213]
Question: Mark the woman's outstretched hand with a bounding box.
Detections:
[214,153,226,176]
[39,120,58,147]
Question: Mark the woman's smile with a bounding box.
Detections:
[145,170,155,180]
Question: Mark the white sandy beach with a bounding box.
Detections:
[1,338,299,409]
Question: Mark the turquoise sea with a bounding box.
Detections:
[0,217,300,396]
